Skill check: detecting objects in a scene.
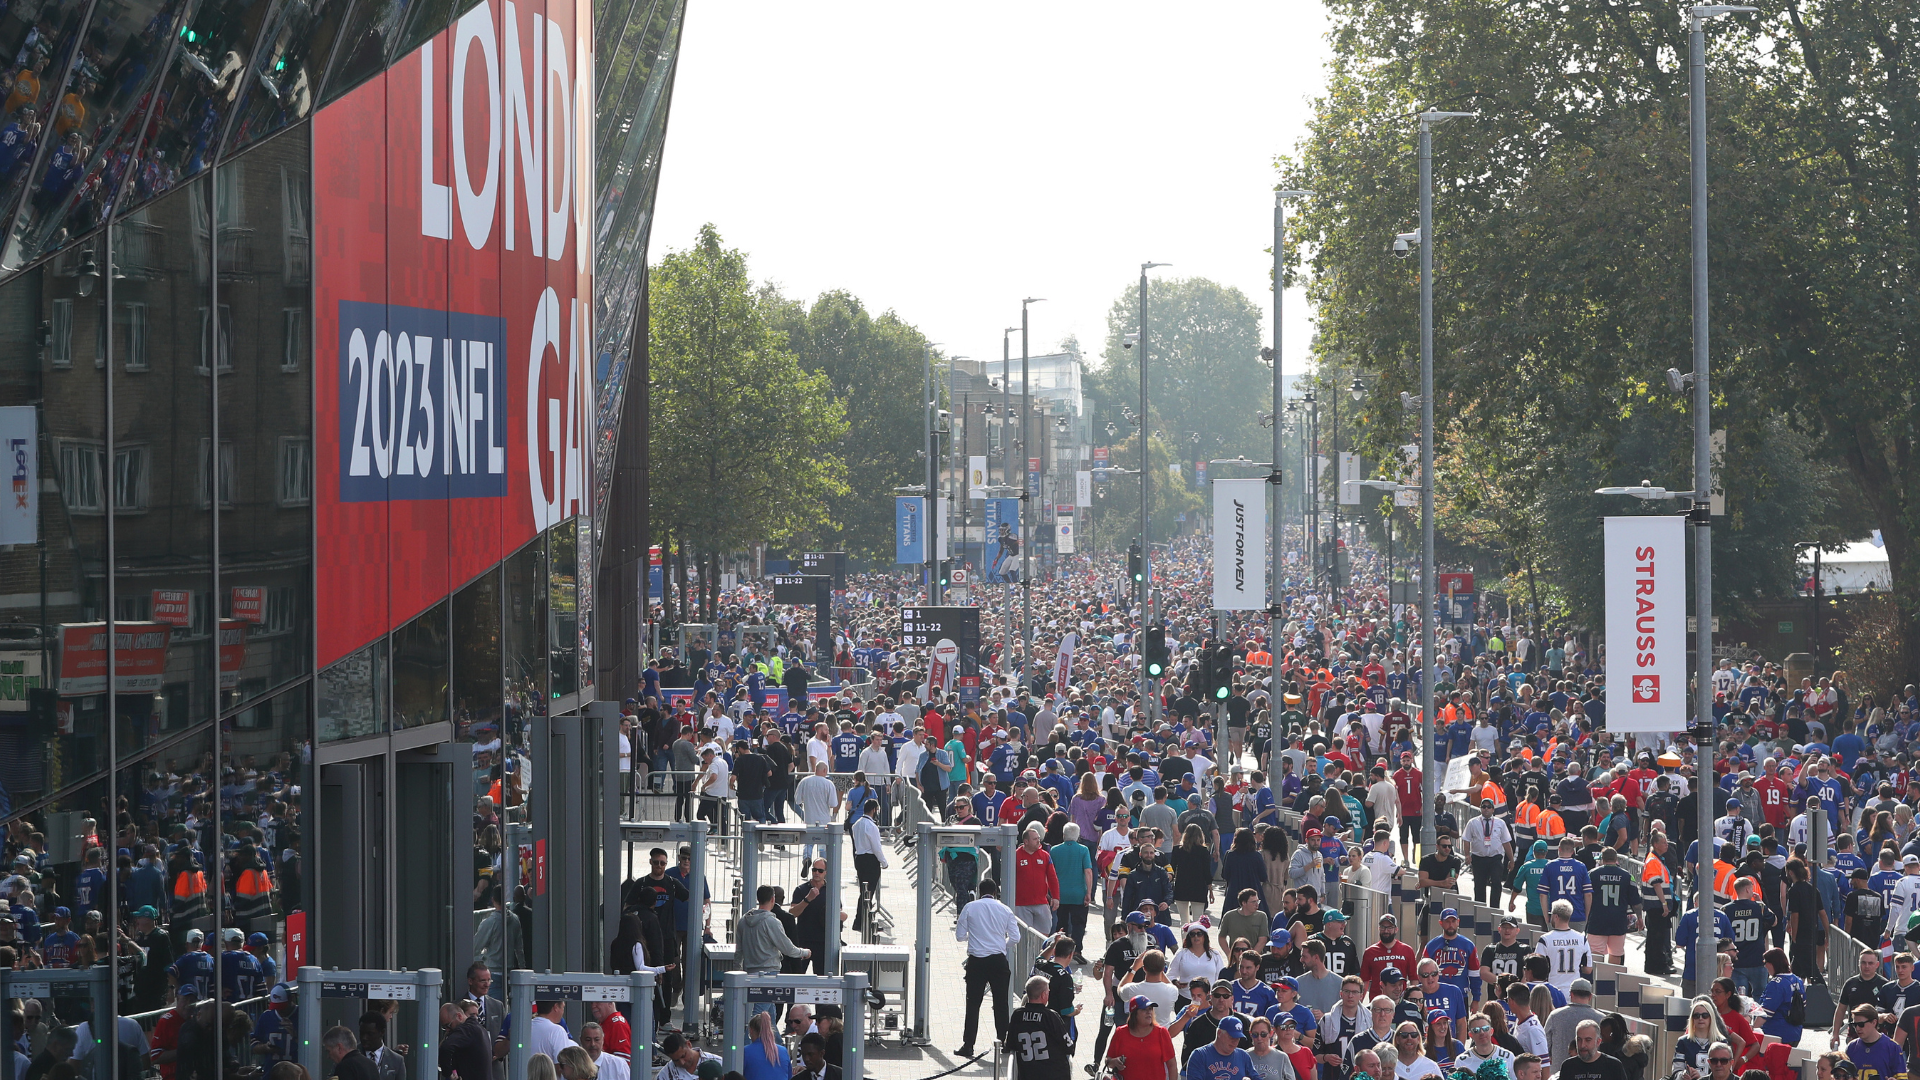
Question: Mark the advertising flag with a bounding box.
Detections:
[1053,631,1077,690]
[1211,478,1266,610]
[968,456,988,498]
[1075,470,1092,507]
[983,498,1020,582]
[1338,452,1362,504]
[0,407,35,545]
[1604,514,1686,733]
[894,497,926,564]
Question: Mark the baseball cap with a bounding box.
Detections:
[1304,828,1321,839]
[1381,967,1406,983]
[222,927,244,944]
[1440,907,1459,920]
[1273,975,1299,991]
[1427,1009,1451,1025]
[1905,855,1920,867]
[1499,914,1522,927]
[1269,929,1292,947]
[186,928,205,944]
[1218,1016,1246,1040]
[1275,1015,1300,1030]
[1129,995,1157,1013]
[1324,909,1348,922]
[697,1061,725,1080]
[1727,798,1740,808]
[1126,911,1150,925]
[177,985,199,1000]
[1570,979,1594,996]
[268,984,290,1003]
[247,932,270,947]
[52,906,71,919]
[132,905,159,920]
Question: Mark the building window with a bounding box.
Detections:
[120,302,149,371]
[199,439,236,508]
[281,166,310,285]
[282,308,307,372]
[49,299,72,369]
[114,445,150,512]
[59,441,102,513]
[189,591,212,639]
[114,592,151,622]
[278,437,311,506]
[265,585,296,634]
[198,305,233,373]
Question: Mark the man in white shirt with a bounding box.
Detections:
[1361,831,1400,891]
[807,723,832,770]
[954,877,1023,1058]
[579,1023,630,1080]
[795,761,840,863]
[529,1000,579,1061]
[851,796,890,934]
[896,730,928,791]
[1462,799,1515,907]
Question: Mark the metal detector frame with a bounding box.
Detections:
[0,967,114,1080]
[619,820,710,1027]
[506,969,659,1080]
[740,822,844,973]
[296,966,444,1080]
[719,970,870,1080]
[910,822,1019,1044]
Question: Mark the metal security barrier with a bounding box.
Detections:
[507,970,658,1080]
[296,967,443,1080]
[0,968,114,1080]
[909,821,1018,1044]
[741,822,845,973]
[719,970,870,1080]
[620,820,711,1027]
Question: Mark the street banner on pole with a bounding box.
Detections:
[1053,631,1077,690]
[968,456,988,498]
[1211,478,1266,611]
[1075,470,1092,507]
[894,497,926,565]
[0,407,36,545]
[1338,452,1362,504]
[1056,518,1075,554]
[1604,514,1687,733]
[983,498,1020,582]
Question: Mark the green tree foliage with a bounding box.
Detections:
[1086,278,1269,463]
[1085,429,1206,554]
[1284,0,1908,667]
[649,225,849,561]
[768,290,935,563]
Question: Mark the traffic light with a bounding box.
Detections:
[1144,623,1169,679]
[1210,643,1235,701]
[1127,543,1143,599]
[938,559,953,588]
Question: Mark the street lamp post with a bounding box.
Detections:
[1411,108,1475,852]
[1139,262,1170,717]
[1021,298,1045,689]
[1272,190,1309,701]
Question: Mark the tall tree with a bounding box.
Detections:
[770,290,934,563]
[649,226,849,587]
[1086,277,1268,465]
[1283,0,1909,666]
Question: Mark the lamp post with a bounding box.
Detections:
[1596,3,1752,986]
[1301,390,1318,590]
[1402,107,1476,853]
[924,342,942,603]
[1271,189,1310,700]
[1021,298,1045,688]
[1139,261,1170,717]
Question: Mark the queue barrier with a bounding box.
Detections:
[0,967,114,1080]
[506,969,658,1080]
[295,967,443,1080]
[719,970,870,1080]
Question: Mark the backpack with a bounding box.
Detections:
[1784,979,1807,1026]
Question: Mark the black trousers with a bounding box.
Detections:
[1472,854,1506,906]
[962,952,1011,1050]
[1643,907,1673,975]
[854,852,883,934]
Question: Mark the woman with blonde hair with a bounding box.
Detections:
[527,1054,559,1080]
[556,1046,599,1080]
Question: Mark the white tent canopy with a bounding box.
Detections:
[1800,539,1891,592]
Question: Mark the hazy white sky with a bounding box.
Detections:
[651,1,1333,395]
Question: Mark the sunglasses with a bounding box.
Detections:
[1211,991,1233,999]
[1710,1059,1733,1065]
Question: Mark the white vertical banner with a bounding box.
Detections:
[1211,478,1266,610]
[1338,452,1362,504]
[968,456,988,498]
[1075,470,1092,507]
[1053,631,1077,689]
[1056,518,1075,554]
[1604,514,1687,733]
[0,407,35,545]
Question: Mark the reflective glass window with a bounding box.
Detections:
[547,518,576,701]
[392,598,448,729]
[318,638,385,741]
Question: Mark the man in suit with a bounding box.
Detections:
[438,1003,493,1080]
[462,962,507,1077]
[796,1032,841,1080]
[324,1026,380,1080]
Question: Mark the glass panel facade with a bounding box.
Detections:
[0,0,675,1014]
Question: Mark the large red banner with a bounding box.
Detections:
[313,0,595,668]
